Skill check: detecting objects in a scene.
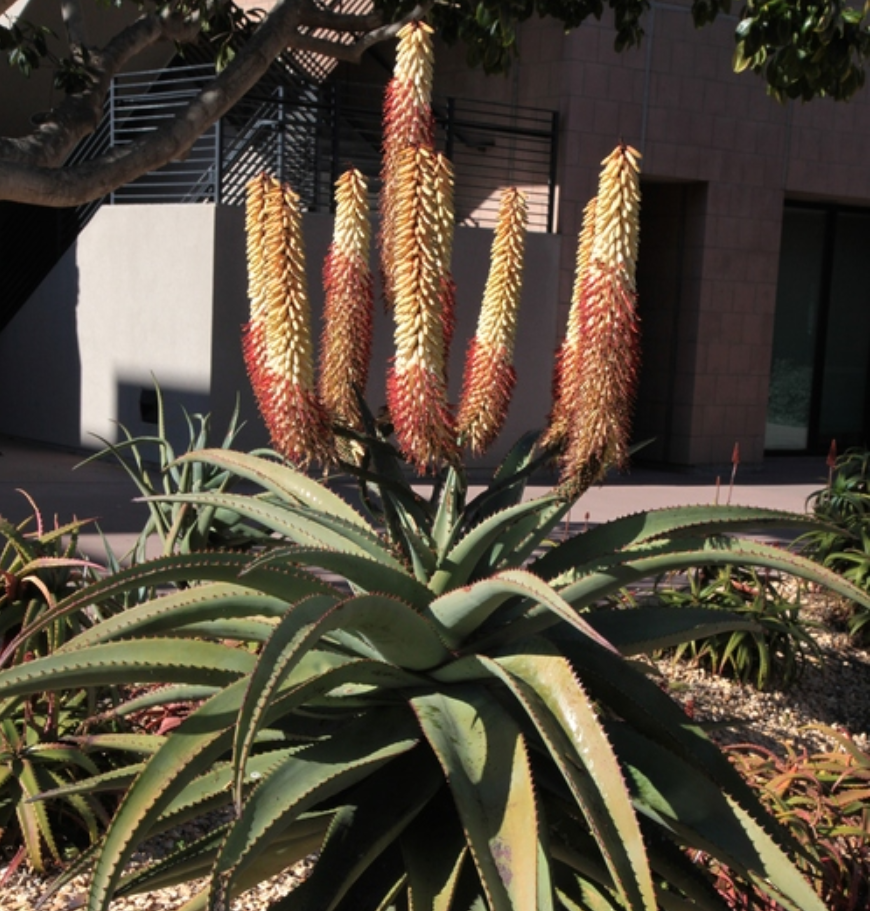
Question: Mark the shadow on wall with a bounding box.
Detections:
[115,380,212,456]
[0,244,82,447]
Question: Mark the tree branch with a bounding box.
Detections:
[0,0,430,206]
[61,0,88,51]
[0,10,202,169]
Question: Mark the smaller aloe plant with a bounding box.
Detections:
[800,447,870,637]
[650,564,821,689]
[710,729,870,911]
[80,384,267,563]
[0,498,126,874]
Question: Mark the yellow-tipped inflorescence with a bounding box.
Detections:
[380,21,436,309]
[544,196,597,450]
[243,173,333,467]
[386,145,458,471]
[318,169,374,459]
[457,187,527,455]
[547,144,642,492]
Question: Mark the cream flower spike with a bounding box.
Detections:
[457,187,527,455]
[387,146,457,471]
[243,174,333,467]
[318,169,374,460]
[557,144,642,494]
[380,21,436,310]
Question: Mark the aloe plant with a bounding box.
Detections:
[79,384,269,563]
[4,449,870,910]
[0,498,130,873]
[8,21,870,910]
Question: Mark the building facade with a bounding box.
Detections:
[2,1,870,468]
[434,2,870,466]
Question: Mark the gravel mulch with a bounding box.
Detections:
[5,595,868,911]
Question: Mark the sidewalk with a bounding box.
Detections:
[0,434,827,563]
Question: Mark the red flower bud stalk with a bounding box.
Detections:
[543,195,597,451]
[380,21,436,310]
[318,169,374,462]
[549,145,642,494]
[457,187,528,455]
[386,146,458,472]
[243,173,333,467]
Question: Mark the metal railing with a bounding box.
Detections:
[1,57,558,332]
[106,65,559,232]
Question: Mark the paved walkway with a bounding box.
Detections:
[0,434,828,563]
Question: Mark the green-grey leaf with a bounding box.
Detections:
[488,645,656,911]
[411,686,539,911]
[173,449,374,531]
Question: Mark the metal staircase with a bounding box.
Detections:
[1,21,558,333]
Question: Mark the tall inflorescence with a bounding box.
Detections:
[380,21,458,473]
[386,146,458,472]
[318,169,374,461]
[380,21,436,310]
[457,187,527,455]
[243,174,333,467]
[546,145,642,494]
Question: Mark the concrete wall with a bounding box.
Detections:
[0,203,561,468]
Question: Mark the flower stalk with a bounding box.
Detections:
[547,145,642,493]
[318,169,374,459]
[243,173,332,467]
[457,187,527,455]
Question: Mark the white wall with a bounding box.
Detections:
[0,203,562,468]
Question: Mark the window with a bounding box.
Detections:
[766,205,870,452]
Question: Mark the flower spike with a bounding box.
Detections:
[243,173,333,467]
[457,187,528,455]
[548,145,642,494]
[386,146,458,471]
[544,196,597,451]
[318,169,374,460]
[380,21,436,309]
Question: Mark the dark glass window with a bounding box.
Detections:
[766,205,870,452]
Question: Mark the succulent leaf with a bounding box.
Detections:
[141,491,401,568]
[489,644,657,911]
[411,686,540,911]
[532,505,835,581]
[427,568,618,655]
[279,751,442,911]
[609,722,827,911]
[172,448,372,530]
[244,546,429,609]
[210,708,419,909]
[0,639,254,699]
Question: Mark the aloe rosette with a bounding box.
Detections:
[5,23,865,911]
[3,447,869,910]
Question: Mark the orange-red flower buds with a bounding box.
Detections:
[386,146,458,471]
[546,145,642,493]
